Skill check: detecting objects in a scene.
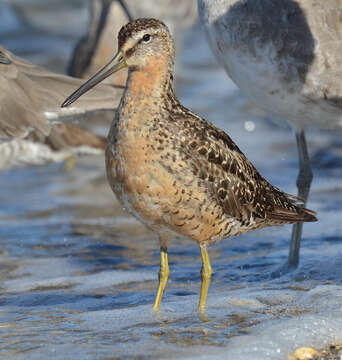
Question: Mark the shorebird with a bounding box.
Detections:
[198,0,342,268]
[0,45,122,170]
[62,18,317,311]
[68,0,198,85]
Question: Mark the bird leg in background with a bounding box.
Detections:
[288,130,313,269]
[117,0,134,21]
[198,246,213,311]
[152,245,170,310]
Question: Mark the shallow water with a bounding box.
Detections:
[1,2,342,359]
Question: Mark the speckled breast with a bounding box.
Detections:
[104,120,237,244]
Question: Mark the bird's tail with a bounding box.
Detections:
[267,190,317,223]
[270,205,317,223]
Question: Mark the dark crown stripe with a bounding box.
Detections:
[118,18,168,48]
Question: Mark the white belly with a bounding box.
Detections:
[219,49,342,130]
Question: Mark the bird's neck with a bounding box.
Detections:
[108,56,179,141]
[123,57,175,111]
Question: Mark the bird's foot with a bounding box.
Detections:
[270,261,298,279]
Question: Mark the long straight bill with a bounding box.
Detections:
[61,51,127,108]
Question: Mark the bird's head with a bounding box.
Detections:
[62,18,174,107]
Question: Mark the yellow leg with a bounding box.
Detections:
[63,155,76,172]
[198,247,213,312]
[152,247,169,311]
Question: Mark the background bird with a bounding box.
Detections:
[198,0,342,268]
[0,45,123,170]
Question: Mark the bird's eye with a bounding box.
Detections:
[142,34,151,42]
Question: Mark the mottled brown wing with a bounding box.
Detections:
[169,109,316,223]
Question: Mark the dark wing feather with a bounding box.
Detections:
[169,107,316,224]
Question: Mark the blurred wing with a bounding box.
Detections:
[0,70,50,141]
[0,45,123,142]
[27,123,106,151]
